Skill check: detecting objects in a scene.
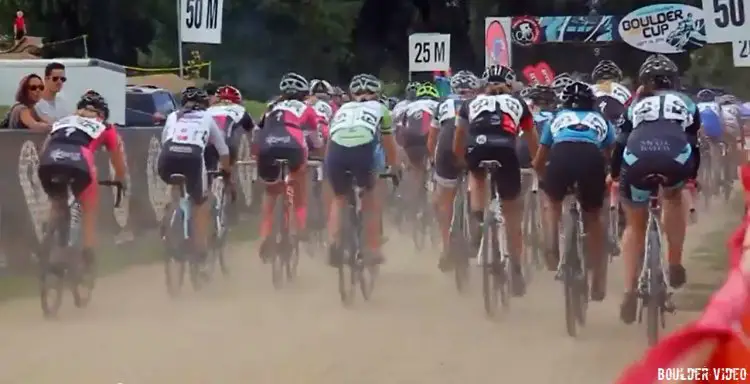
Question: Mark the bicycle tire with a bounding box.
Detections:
[163,203,187,297]
[271,191,287,290]
[71,253,94,309]
[38,221,64,318]
[214,183,230,277]
[338,204,357,306]
[561,210,581,337]
[286,237,299,281]
[646,224,663,346]
[412,205,426,251]
[481,217,500,316]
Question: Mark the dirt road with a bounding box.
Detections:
[0,202,736,384]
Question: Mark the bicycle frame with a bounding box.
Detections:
[639,195,666,295]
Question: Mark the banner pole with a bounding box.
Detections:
[177,0,184,79]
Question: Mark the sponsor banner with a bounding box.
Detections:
[485,17,513,67]
[511,15,619,46]
[619,4,706,53]
[0,128,262,272]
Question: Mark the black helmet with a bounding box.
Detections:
[77,93,110,120]
[696,89,716,102]
[531,85,556,104]
[386,96,399,110]
[559,81,595,110]
[638,54,678,89]
[181,86,209,109]
[591,60,623,82]
[482,64,515,85]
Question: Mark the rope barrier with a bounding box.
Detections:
[43,34,87,47]
[123,62,211,72]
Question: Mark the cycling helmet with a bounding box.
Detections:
[482,64,515,84]
[559,81,595,110]
[450,71,480,91]
[696,89,716,102]
[416,83,439,99]
[77,92,110,120]
[405,81,420,93]
[279,72,309,95]
[310,79,334,95]
[551,73,575,93]
[180,86,209,109]
[591,60,623,82]
[349,73,382,95]
[638,54,678,88]
[531,84,557,104]
[718,94,740,105]
[216,85,242,104]
[519,87,535,99]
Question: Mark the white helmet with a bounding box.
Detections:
[310,79,334,95]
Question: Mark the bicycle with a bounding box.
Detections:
[445,172,472,293]
[410,166,437,251]
[206,173,233,279]
[556,185,589,337]
[715,141,733,202]
[338,169,399,306]
[478,160,511,316]
[39,179,123,318]
[607,182,623,261]
[161,170,227,297]
[520,168,543,282]
[305,159,326,258]
[636,185,676,346]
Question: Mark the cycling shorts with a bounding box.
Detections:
[158,141,208,204]
[700,109,723,139]
[434,126,460,187]
[38,142,97,204]
[619,123,694,205]
[325,140,376,196]
[255,125,307,183]
[543,142,606,212]
[465,133,521,200]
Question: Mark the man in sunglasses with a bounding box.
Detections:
[35,62,71,123]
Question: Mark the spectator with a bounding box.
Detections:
[35,62,70,123]
[203,82,219,105]
[13,10,26,43]
[7,74,50,131]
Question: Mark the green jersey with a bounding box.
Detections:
[329,100,392,147]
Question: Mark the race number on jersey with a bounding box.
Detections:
[468,94,524,125]
[168,114,210,148]
[312,100,334,121]
[630,94,692,129]
[437,99,457,124]
[208,104,244,122]
[51,115,106,139]
[549,111,608,142]
[272,100,307,118]
[330,101,381,135]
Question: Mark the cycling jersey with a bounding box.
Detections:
[207,103,254,136]
[593,81,631,125]
[541,109,614,149]
[162,110,228,155]
[48,115,119,151]
[458,93,532,137]
[627,93,696,131]
[309,98,338,139]
[329,100,391,147]
[433,97,465,184]
[402,98,439,138]
[721,103,742,136]
[698,101,723,139]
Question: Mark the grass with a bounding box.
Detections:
[0,220,258,303]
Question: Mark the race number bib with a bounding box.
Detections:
[611,83,632,106]
[632,95,692,128]
[437,100,456,124]
[468,96,497,121]
[550,112,607,141]
[580,113,608,141]
[497,95,524,125]
[51,116,106,139]
[170,118,209,148]
[273,100,307,117]
[330,104,379,134]
[313,101,334,121]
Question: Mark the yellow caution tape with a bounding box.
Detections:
[124,62,211,72]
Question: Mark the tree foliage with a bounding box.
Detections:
[0,0,744,98]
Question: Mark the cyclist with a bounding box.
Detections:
[532,81,615,301]
[453,64,539,296]
[308,79,339,140]
[386,96,399,111]
[718,93,743,166]
[255,72,323,261]
[591,60,632,125]
[400,82,440,207]
[158,87,232,272]
[206,85,256,167]
[551,73,575,97]
[325,74,398,266]
[37,93,127,276]
[611,54,701,324]
[429,70,481,271]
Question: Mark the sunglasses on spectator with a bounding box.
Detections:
[50,76,67,83]
[27,84,44,91]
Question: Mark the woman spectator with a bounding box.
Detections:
[8,74,51,131]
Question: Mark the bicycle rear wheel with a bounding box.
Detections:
[214,183,230,278]
[645,225,663,346]
[481,218,503,316]
[561,211,584,337]
[338,206,358,306]
[163,206,186,297]
[38,221,65,318]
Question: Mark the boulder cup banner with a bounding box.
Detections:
[485,17,513,67]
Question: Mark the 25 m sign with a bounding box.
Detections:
[408,33,451,72]
[180,0,225,44]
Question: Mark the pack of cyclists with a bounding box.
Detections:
[33,55,745,326]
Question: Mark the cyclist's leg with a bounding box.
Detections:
[464,141,488,248]
[493,145,525,296]
[404,143,427,206]
[372,143,387,243]
[324,141,354,265]
[433,146,459,265]
[572,144,608,301]
[540,143,574,271]
[660,143,694,289]
[186,152,211,265]
[618,149,651,323]
[287,146,307,239]
[350,142,380,261]
[256,146,284,260]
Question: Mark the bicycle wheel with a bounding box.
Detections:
[338,205,357,306]
[645,224,663,346]
[412,203,426,251]
[71,250,94,309]
[214,184,230,277]
[38,221,65,318]
[561,210,582,337]
[271,195,287,289]
[163,206,186,297]
[481,217,502,316]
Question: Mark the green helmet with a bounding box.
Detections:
[416,83,439,99]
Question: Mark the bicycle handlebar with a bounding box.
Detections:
[98,180,124,208]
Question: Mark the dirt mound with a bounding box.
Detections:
[127,74,197,93]
[0,36,42,59]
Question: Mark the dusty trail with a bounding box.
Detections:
[0,200,736,384]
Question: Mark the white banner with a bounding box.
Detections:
[733,40,750,66]
[701,0,749,43]
[180,0,224,44]
[484,17,513,68]
[408,33,451,72]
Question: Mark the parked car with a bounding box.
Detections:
[125,85,177,127]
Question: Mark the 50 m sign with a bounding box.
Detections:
[180,0,225,44]
[408,33,451,72]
